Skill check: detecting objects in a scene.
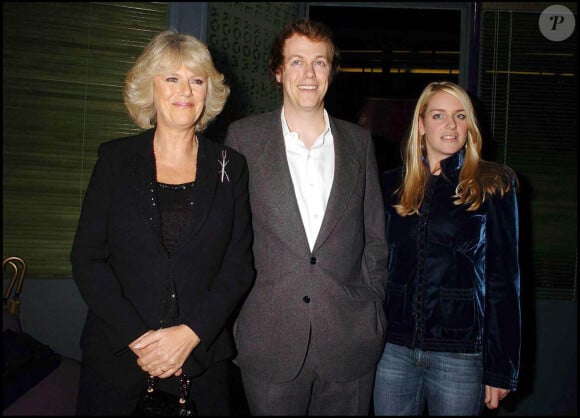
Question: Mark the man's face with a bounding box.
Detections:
[276,34,331,113]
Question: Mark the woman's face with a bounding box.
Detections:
[153,63,207,131]
[419,90,468,171]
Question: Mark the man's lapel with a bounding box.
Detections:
[312,119,360,252]
[257,114,311,252]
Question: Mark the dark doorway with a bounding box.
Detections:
[308,3,468,172]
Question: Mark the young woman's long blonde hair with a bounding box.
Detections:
[395,81,516,216]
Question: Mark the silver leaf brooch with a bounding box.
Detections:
[219,149,230,183]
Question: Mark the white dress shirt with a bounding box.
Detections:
[281,108,335,251]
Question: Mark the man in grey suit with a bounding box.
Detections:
[225,19,388,415]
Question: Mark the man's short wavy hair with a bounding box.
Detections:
[124,29,230,132]
[268,19,340,86]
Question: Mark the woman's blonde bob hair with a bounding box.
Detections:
[124,29,230,132]
[395,81,516,216]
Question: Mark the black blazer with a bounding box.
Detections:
[70,128,254,378]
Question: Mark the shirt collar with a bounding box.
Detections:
[281,108,332,147]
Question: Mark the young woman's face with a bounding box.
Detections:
[153,63,207,131]
[419,90,468,171]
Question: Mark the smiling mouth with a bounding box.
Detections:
[298,85,317,91]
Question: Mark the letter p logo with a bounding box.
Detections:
[539,5,576,41]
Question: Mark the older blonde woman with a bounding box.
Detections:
[374,81,521,415]
[71,30,254,415]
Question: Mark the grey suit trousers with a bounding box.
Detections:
[240,331,375,416]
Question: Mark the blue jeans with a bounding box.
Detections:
[373,343,485,416]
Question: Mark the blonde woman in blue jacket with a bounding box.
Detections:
[374,81,521,415]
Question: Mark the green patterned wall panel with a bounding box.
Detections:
[205,2,303,142]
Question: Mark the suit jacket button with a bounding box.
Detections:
[310,257,317,265]
[303,296,310,303]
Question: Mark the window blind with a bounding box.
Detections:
[479,9,577,299]
[2,2,168,277]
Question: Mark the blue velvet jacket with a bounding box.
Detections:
[381,151,521,391]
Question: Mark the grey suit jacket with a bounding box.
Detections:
[225,109,388,382]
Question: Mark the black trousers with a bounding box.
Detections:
[157,360,231,416]
[77,356,231,416]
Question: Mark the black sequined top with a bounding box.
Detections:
[156,180,197,327]
[157,181,197,255]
